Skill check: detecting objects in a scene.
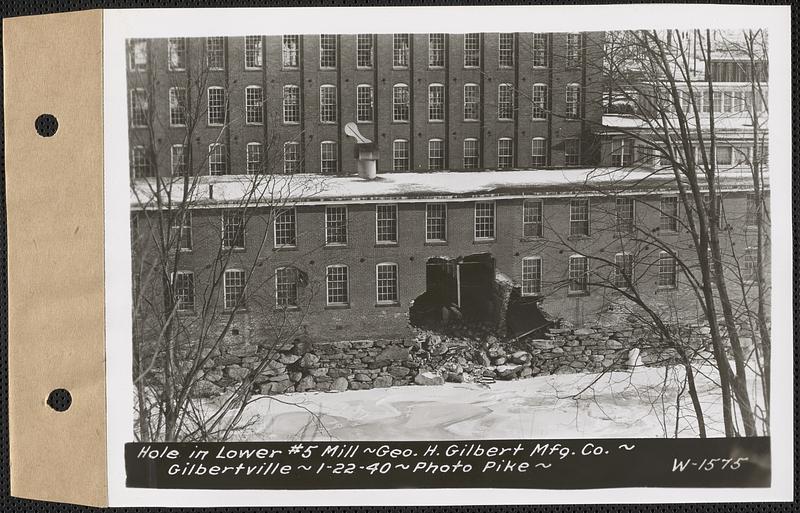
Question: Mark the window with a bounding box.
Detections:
[564,138,580,166]
[282,35,300,68]
[614,253,633,289]
[569,198,590,236]
[474,201,496,240]
[522,257,542,296]
[244,36,263,69]
[274,208,297,248]
[326,265,349,306]
[498,84,514,120]
[325,206,348,245]
[130,146,151,178]
[319,85,337,123]
[320,141,338,174]
[376,204,398,244]
[497,138,513,169]
[223,269,246,310]
[170,144,186,175]
[428,139,444,170]
[393,34,410,68]
[743,248,757,282]
[611,137,635,167]
[320,34,337,68]
[428,84,445,122]
[173,271,195,312]
[426,203,447,242]
[429,34,445,67]
[357,85,374,123]
[523,199,543,238]
[566,33,582,68]
[376,263,399,304]
[658,252,677,288]
[532,84,548,120]
[208,143,227,175]
[245,86,263,125]
[275,267,299,308]
[660,197,679,232]
[206,37,225,70]
[464,33,480,67]
[222,210,245,249]
[283,142,301,174]
[568,255,589,294]
[745,193,758,227]
[171,212,192,251]
[393,139,409,171]
[357,34,373,68]
[463,138,479,169]
[531,137,547,167]
[498,33,514,67]
[167,38,186,71]
[716,145,733,166]
[566,84,581,119]
[129,89,148,127]
[283,85,300,124]
[246,143,262,174]
[207,87,225,126]
[463,83,480,121]
[168,87,187,126]
[532,33,548,67]
[615,197,635,234]
[393,84,410,122]
[127,39,147,71]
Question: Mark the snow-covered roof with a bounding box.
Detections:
[602,114,767,133]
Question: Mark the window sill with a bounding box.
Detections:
[428,119,444,123]
[567,291,590,297]
[274,306,300,312]
[463,119,480,123]
[324,243,348,249]
[223,247,247,253]
[325,304,350,310]
[273,245,298,252]
[283,121,300,126]
[473,238,496,244]
[375,302,401,308]
[375,242,399,248]
[244,67,263,72]
[424,240,448,246]
[245,122,264,127]
[282,67,300,71]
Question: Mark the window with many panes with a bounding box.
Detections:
[428,139,444,170]
[498,33,514,67]
[169,87,187,126]
[660,197,679,232]
[611,137,634,167]
[168,38,186,71]
[325,206,348,245]
[464,84,479,121]
[464,33,480,67]
[570,198,590,236]
[743,248,757,282]
[170,145,186,175]
[130,146,151,178]
[393,34,410,68]
[497,138,513,169]
[129,89,148,127]
[223,269,246,310]
[532,84,548,120]
[357,85,374,123]
[171,212,192,251]
[320,141,338,174]
[357,34,373,68]
[426,203,447,242]
[222,210,245,249]
[615,197,635,233]
[565,33,582,68]
[564,138,580,166]
[393,140,409,171]
[568,255,588,293]
[319,85,337,123]
[498,84,514,120]
[208,143,227,175]
[326,265,349,306]
[127,39,148,71]
[275,267,298,307]
[376,204,398,244]
[463,138,479,169]
[246,143,262,174]
[206,37,225,69]
[376,263,399,304]
[283,142,300,174]
[474,201,495,240]
[566,84,581,119]
[532,33,548,67]
[207,87,225,125]
[245,86,263,124]
[393,84,410,122]
[429,34,445,67]
[614,253,633,289]
[282,35,300,68]
[531,137,547,167]
[523,200,543,238]
[174,271,195,312]
[522,257,542,296]
[244,36,263,69]
[657,252,677,288]
[283,85,300,124]
[274,208,297,248]
[429,84,445,121]
[320,35,337,68]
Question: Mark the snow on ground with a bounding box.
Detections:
[224,363,735,441]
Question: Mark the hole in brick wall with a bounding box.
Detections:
[35,114,58,137]
[47,388,72,412]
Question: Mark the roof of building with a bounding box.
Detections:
[602,114,768,134]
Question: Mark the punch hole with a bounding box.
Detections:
[47,388,72,412]
[35,114,58,137]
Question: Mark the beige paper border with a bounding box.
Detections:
[4,10,107,506]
